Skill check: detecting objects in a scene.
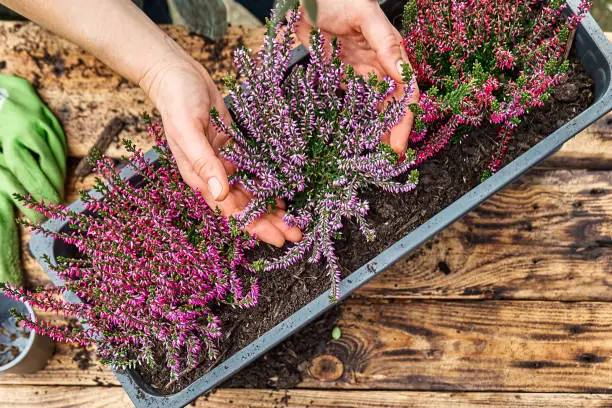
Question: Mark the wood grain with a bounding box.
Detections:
[1,387,612,408]
[551,31,612,170]
[300,300,612,392]
[1,21,610,406]
[548,111,612,170]
[358,168,611,300]
[358,235,611,300]
[0,340,118,387]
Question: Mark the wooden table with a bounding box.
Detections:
[0,22,610,407]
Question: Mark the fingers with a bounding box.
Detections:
[389,83,420,154]
[164,112,230,201]
[295,11,314,50]
[295,11,336,57]
[166,137,207,192]
[294,13,313,51]
[208,95,234,152]
[167,125,300,248]
[248,210,301,246]
[230,196,289,248]
[270,209,303,243]
[353,5,421,155]
[245,217,286,248]
[388,105,414,154]
[192,154,230,201]
[235,184,286,211]
[341,37,419,154]
[275,198,286,210]
[217,186,301,248]
[357,5,408,85]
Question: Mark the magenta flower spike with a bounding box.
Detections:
[401,0,591,177]
[2,126,261,379]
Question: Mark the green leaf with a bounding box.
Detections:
[224,73,237,90]
[378,143,400,164]
[481,169,493,182]
[409,169,419,185]
[402,0,418,35]
[252,259,266,273]
[142,112,152,126]
[302,0,318,26]
[210,106,219,120]
[268,0,299,36]
[401,62,415,83]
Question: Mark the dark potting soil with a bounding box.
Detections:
[137,51,595,394]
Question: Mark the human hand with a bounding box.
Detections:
[295,0,420,155]
[140,55,302,247]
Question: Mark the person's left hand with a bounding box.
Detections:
[141,54,303,247]
[295,0,420,155]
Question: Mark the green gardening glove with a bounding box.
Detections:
[0,74,67,285]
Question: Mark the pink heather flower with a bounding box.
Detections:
[495,48,516,70]
[402,0,591,175]
[2,127,262,380]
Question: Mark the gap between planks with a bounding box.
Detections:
[1,22,610,403]
[1,386,612,408]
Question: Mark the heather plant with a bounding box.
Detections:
[211,11,419,301]
[401,0,591,177]
[0,124,261,379]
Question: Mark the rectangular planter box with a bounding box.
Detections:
[30,1,612,407]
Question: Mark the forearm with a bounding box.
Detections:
[0,0,190,95]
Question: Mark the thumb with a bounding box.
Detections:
[191,150,230,202]
[359,5,409,84]
[164,117,231,202]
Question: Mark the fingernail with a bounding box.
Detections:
[208,177,222,200]
[398,152,406,164]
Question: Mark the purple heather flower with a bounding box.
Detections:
[211,11,419,301]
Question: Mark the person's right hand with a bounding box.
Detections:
[140,54,303,247]
[295,0,420,156]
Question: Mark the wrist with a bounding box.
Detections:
[138,41,197,108]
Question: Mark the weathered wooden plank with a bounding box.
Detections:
[549,31,611,170]
[299,300,612,392]
[0,339,118,387]
[451,169,611,247]
[0,386,132,408]
[2,22,610,399]
[2,301,610,391]
[1,387,612,408]
[359,235,611,300]
[196,389,612,408]
[0,21,609,167]
[20,167,611,300]
[548,111,612,170]
[357,168,612,300]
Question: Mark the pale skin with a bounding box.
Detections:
[1,0,418,247]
